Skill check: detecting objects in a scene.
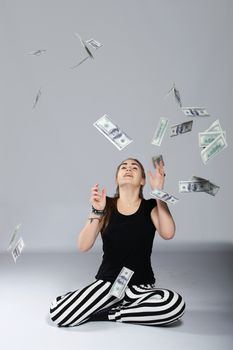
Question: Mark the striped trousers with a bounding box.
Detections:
[50,279,186,327]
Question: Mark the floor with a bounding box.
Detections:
[0,243,232,350]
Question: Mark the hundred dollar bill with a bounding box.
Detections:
[152,155,164,168]
[93,114,133,150]
[86,38,103,50]
[201,133,227,164]
[109,267,134,299]
[198,131,226,148]
[204,119,225,136]
[28,49,46,56]
[151,188,179,204]
[11,237,25,263]
[179,180,210,193]
[7,223,22,251]
[190,176,220,196]
[165,83,182,107]
[170,120,193,137]
[70,56,90,69]
[33,88,42,109]
[75,33,94,59]
[151,118,169,146]
[181,107,209,117]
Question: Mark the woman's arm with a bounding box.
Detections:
[151,203,176,240]
[77,214,104,252]
[77,183,106,252]
[147,159,176,240]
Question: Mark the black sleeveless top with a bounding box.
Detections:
[95,197,157,286]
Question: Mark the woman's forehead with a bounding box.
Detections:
[119,159,140,166]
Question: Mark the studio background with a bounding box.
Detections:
[0,0,232,252]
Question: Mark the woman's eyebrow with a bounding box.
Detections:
[120,162,139,167]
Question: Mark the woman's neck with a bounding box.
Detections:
[117,188,141,207]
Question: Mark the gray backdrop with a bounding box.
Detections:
[0,0,232,252]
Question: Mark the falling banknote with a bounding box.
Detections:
[151,188,179,204]
[200,133,227,164]
[170,120,193,137]
[179,180,210,193]
[93,114,133,150]
[152,155,164,168]
[33,88,42,109]
[28,49,46,56]
[75,33,94,59]
[86,38,103,50]
[198,131,226,148]
[179,176,220,196]
[109,266,134,299]
[190,176,220,196]
[181,107,209,117]
[205,119,223,133]
[151,118,169,146]
[7,223,22,251]
[11,237,25,263]
[165,83,182,107]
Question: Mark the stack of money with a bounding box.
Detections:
[198,120,227,164]
[7,223,25,263]
[179,176,220,196]
[93,114,133,150]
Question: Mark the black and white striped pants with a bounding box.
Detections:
[50,279,186,327]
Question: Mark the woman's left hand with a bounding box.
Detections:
[147,159,166,190]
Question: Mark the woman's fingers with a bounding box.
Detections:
[147,170,153,178]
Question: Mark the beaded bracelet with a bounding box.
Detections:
[91,205,106,216]
[88,217,102,223]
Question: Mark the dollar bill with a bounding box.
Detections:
[33,88,42,109]
[152,155,164,168]
[201,133,227,164]
[7,223,22,251]
[179,180,210,193]
[70,56,89,69]
[75,33,94,59]
[28,49,46,56]
[11,237,25,263]
[165,83,182,107]
[86,38,103,50]
[109,267,134,299]
[181,107,209,117]
[190,176,220,196]
[170,120,193,137]
[204,119,223,133]
[151,188,179,204]
[198,131,226,148]
[151,118,169,146]
[93,114,133,150]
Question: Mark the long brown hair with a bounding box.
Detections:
[100,158,146,234]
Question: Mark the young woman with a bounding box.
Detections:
[49,158,186,327]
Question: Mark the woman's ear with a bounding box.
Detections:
[141,178,146,186]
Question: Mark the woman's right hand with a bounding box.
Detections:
[90,183,106,211]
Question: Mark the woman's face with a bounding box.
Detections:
[116,159,145,188]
